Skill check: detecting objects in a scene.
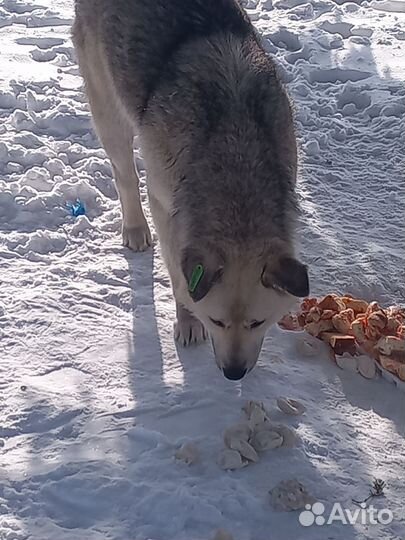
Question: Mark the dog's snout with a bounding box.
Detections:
[223,365,248,381]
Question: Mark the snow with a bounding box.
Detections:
[0,0,404,539]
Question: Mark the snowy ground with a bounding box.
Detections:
[1,0,404,539]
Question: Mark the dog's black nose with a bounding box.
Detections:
[223,366,248,381]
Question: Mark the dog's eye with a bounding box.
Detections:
[250,320,265,329]
[209,317,225,328]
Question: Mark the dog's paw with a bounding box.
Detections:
[174,315,207,346]
[122,222,152,252]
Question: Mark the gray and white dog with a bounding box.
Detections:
[73,0,309,380]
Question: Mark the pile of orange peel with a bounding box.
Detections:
[278,294,405,384]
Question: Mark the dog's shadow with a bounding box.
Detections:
[123,243,243,436]
[123,246,170,419]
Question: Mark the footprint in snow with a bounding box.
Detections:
[16,36,64,48]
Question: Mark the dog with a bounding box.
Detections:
[72,0,309,380]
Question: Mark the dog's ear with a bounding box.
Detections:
[261,256,309,298]
[182,246,223,302]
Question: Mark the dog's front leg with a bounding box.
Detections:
[174,302,207,346]
[147,193,206,345]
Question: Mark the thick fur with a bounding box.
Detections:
[72,0,308,379]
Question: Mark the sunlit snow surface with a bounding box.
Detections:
[0,0,404,539]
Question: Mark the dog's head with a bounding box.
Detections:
[181,245,309,380]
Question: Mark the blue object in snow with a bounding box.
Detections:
[66,199,86,218]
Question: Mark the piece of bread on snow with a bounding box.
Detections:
[278,313,300,331]
[361,339,379,358]
[332,308,355,334]
[365,324,382,342]
[305,306,322,323]
[320,309,336,320]
[320,332,357,356]
[377,336,405,361]
[365,301,382,315]
[386,316,401,335]
[341,297,369,314]
[301,298,318,313]
[317,294,346,312]
[305,320,334,337]
[387,306,405,322]
[379,355,405,381]
[351,317,367,343]
[367,310,387,331]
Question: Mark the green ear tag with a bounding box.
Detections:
[189,264,204,293]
